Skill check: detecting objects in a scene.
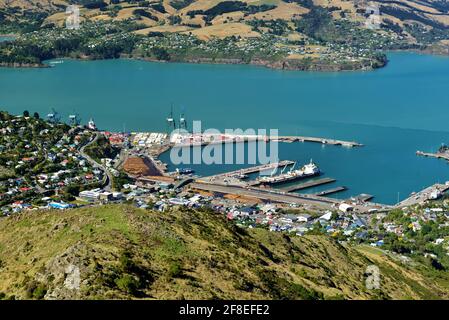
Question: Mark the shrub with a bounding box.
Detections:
[115,274,139,295]
[167,261,183,278]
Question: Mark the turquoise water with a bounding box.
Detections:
[1,52,449,204]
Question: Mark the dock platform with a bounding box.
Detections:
[314,186,347,196]
[273,136,363,147]
[199,161,295,186]
[416,150,449,162]
[350,194,374,202]
[281,178,336,192]
[171,133,363,148]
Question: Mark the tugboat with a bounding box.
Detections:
[176,168,194,175]
[234,170,248,180]
[257,159,320,185]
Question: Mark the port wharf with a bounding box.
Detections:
[395,183,449,208]
[190,182,388,212]
[281,178,336,192]
[416,150,449,162]
[199,161,294,183]
[169,133,363,148]
[314,186,347,196]
[127,133,449,210]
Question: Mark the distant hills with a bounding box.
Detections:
[0,204,447,299]
[2,0,449,46]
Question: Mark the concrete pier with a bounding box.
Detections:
[351,194,374,202]
[171,133,363,148]
[416,150,449,162]
[273,136,363,147]
[314,186,347,196]
[281,177,336,192]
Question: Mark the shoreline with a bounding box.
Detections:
[0,53,388,72]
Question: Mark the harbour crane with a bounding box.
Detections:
[179,112,187,130]
[166,105,176,132]
[47,108,60,123]
[68,111,81,126]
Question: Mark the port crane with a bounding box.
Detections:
[68,111,81,126]
[179,112,187,130]
[47,108,61,123]
[166,105,176,132]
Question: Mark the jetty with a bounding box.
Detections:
[171,133,363,148]
[281,177,336,192]
[314,186,347,196]
[351,194,374,202]
[272,136,363,147]
[416,150,449,162]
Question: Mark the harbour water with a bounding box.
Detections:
[1,52,449,204]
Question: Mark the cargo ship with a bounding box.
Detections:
[257,160,320,185]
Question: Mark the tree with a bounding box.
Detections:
[23,110,30,117]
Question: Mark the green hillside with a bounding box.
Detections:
[0,204,448,299]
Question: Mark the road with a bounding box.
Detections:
[80,132,113,191]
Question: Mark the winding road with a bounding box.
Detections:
[79,132,113,191]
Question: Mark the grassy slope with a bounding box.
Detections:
[0,204,448,299]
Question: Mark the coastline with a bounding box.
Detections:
[0,62,48,68]
[12,53,386,72]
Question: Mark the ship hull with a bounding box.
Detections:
[259,172,320,186]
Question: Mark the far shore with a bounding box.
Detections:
[0,52,387,73]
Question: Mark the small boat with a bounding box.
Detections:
[176,168,194,175]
